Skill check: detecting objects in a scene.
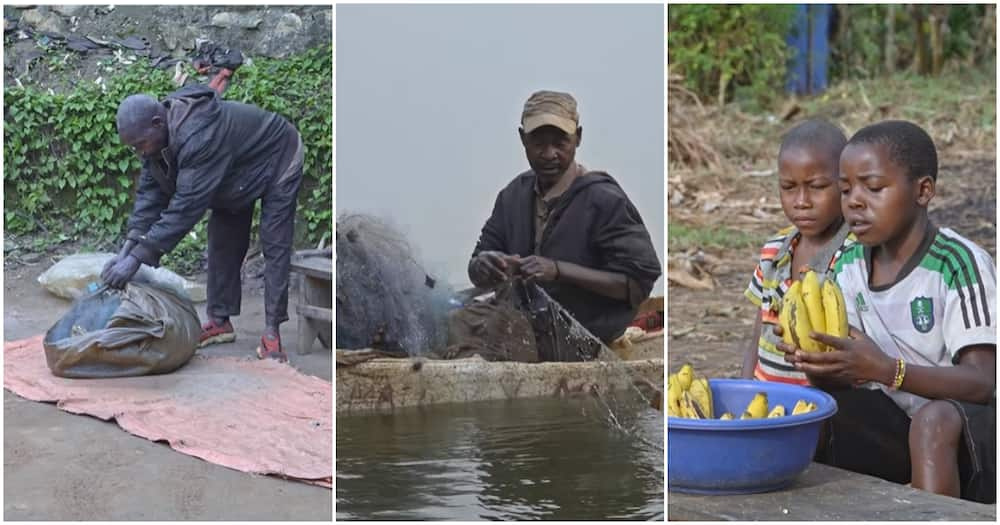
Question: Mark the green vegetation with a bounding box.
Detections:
[669,5,996,113]
[668,5,796,109]
[832,4,995,81]
[668,223,759,252]
[4,45,332,274]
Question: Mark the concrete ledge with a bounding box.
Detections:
[668,462,996,521]
[337,356,663,414]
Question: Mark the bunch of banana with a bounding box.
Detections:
[779,269,849,352]
[667,364,713,419]
[666,363,821,420]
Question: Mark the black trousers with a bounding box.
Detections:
[815,388,996,504]
[206,133,304,329]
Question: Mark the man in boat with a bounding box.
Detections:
[468,90,661,348]
[101,85,304,363]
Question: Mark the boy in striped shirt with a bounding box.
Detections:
[779,121,995,503]
[742,120,855,384]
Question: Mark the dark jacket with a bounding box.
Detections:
[126,85,299,266]
[472,170,662,342]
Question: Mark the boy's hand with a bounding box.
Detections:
[783,327,896,386]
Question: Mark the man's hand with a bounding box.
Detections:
[102,239,137,281]
[469,251,519,287]
[103,255,142,289]
[775,326,896,386]
[101,256,121,281]
[517,255,559,282]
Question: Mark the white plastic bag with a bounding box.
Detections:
[37,252,207,303]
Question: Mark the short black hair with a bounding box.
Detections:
[116,94,163,136]
[778,119,847,168]
[846,120,938,181]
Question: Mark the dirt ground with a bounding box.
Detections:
[3,262,332,521]
[668,154,997,379]
[667,72,997,378]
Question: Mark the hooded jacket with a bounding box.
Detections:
[126,85,299,266]
[472,170,662,342]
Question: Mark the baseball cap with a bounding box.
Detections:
[521,90,579,136]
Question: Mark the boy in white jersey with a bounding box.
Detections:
[778,120,995,503]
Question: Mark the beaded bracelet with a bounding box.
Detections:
[890,358,906,390]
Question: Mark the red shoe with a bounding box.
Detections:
[256,333,288,363]
[199,319,236,348]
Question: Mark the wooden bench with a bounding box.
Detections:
[290,249,332,355]
[668,462,996,521]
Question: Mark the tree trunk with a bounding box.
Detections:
[885,5,896,74]
[718,71,730,107]
[839,4,852,79]
[980,5,996,66]
[928,5,949,76]
[910,5,931,75]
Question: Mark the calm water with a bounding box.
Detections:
[336,397,664,520]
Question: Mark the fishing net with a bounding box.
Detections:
[335,213,662,449]
[336,213,454,355]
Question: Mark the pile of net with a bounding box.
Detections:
[444,277,605,362]
[336,213,454,355]
[336,214,611,363]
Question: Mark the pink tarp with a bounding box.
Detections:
[4,335,332,488]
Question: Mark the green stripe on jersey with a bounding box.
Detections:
[834,243,864,273]
[926,243,975,289]
[936,235,982,285]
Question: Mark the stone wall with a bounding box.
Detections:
[4,5,331,90]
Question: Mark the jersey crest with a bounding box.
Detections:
[910,296,934,333]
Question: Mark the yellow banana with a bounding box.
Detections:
[719,412,734,420]
[822,278,849,340]
[704,378,714,417]
[802,270,826,337]
[791,399,817,415]
[779,281,801,345]
[667,376,682,417]
[743,392,769,419]
[767,404,786,418]
[740,411,754,420]
[689,378,713,419]
[677,364,694,391]
[683,391,706,419]
[786,282,823,352]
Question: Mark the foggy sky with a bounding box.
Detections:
[337,4,664,293]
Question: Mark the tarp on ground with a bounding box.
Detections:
[4,335,331,488]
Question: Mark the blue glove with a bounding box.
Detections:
[103,254,141,289]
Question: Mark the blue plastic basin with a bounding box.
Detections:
[667,379,837,495]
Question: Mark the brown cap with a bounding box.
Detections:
[521,90,579,135]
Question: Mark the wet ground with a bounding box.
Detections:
[3,262,332,520]
[336,396,664,520]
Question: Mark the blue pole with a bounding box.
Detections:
[809,4,831,94]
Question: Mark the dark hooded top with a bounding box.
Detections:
[126,85,299,266]
[472,170,662,342]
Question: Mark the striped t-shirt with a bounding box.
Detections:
[834,227,996,417]
[745,226,857,384]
